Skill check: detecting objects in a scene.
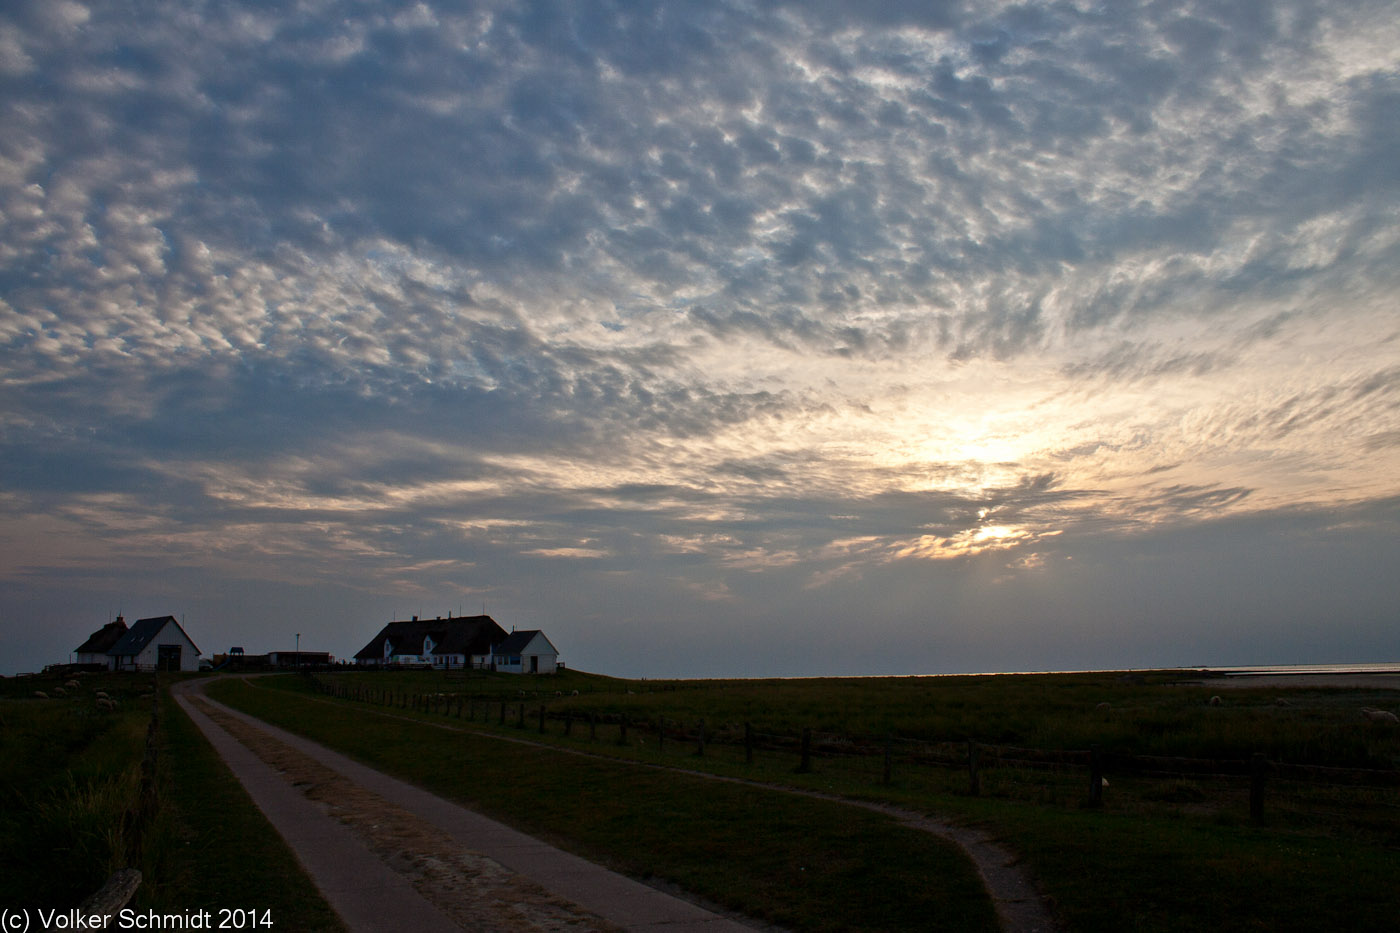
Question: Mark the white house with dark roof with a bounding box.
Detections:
[106,615,202,672]
[491,630,560,674]
[353,614,507,669]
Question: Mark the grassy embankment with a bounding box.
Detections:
[229,668,1400,932]
[0,672,342,929]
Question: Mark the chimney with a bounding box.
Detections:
[412,615,418,622]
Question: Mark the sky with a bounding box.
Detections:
[2,0,1398,678]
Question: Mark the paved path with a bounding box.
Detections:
[172,679,757,932]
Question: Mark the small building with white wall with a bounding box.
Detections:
[491,630,560,674]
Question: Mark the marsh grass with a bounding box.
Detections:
[0,673,341,927]
[0,675,149,906]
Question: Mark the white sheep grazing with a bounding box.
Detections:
[65,680,81,689]
[1361,708,1399,724]
[96,697,116,711]
[571,689,579,696]
[1209,696,1223,707]
[33,690,49,699]
[52,686,66,696]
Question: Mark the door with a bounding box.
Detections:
[530,655,538,673]
[158,644,182,672]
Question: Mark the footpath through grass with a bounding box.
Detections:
[209,675,998,933]
[305,668,1400,931]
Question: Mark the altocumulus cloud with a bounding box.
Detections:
[1,0,1398,676]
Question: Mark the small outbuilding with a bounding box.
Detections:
[267,651,334,668]
[491,630,560,674]
[107,615,202,672]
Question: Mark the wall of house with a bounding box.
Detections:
[495,634,558,673]
[117,625,201,672]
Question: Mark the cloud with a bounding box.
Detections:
[1,0,1398,675]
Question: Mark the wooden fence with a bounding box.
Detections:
[305,676,1400,823]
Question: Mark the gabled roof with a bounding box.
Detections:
[494,630,558,655]
[107,615,201,657]
[354,615,507,661]
[76,618,129,655]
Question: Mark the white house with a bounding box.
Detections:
[106,615,202,672]
[491,630,560,674]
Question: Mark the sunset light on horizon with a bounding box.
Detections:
[2,0,1397,677]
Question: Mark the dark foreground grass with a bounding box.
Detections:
[209,676,997,933]
[0,674,341,927]
[0,676,152,906]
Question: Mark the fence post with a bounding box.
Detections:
[968,740,980,796]
[745,722,754,763]
[883,733,893,786]
[1250,752,1267,822]
[1089,745,1103,808]
[695,719,706,757]
[798,728,812,773]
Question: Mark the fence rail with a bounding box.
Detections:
[304,675,1400,822]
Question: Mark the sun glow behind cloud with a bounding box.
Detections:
[1,0,1398,676]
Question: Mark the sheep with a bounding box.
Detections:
[1209,696,1223,707]
[1361,708,1399,724]
[95,691,111,700]
[1095,702,1111,711]
[33,690,49,699]
[52,686,66,697]
[96,697,117,711]
[571,689,579,696]
[64,680,81,689]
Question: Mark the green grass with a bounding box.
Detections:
[290,668,1400,931]
[0,675,153,906]
[209,676,997,932]
[0,672,341,927]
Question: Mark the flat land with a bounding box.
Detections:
[6,667,1400,931]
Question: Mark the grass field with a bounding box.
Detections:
[8,666,1399,930]
[253,666,1400,931]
